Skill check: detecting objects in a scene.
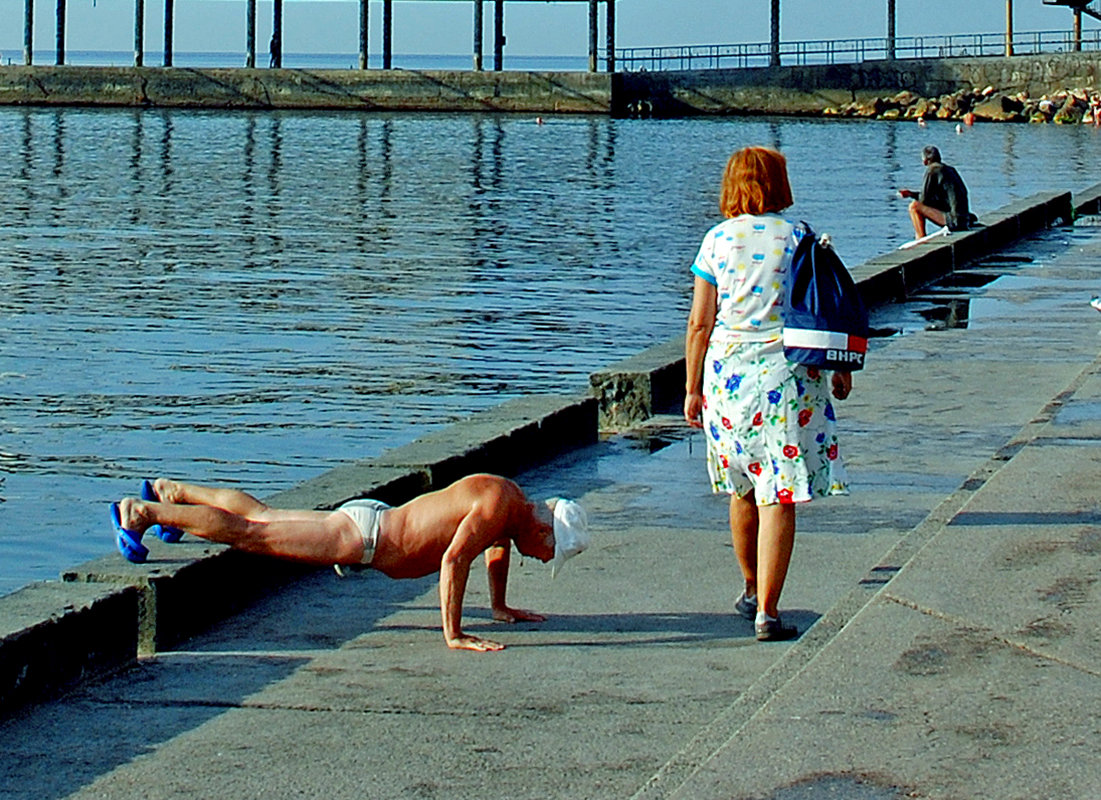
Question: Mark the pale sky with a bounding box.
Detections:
[0,0,1094,57]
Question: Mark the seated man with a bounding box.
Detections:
[898,145,975,238]
[110,473,589,652]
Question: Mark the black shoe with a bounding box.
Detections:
[734,592,758,620]
[755,616,798,642]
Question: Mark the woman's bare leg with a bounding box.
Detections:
[729,492,759,599]
[755,503,796,619]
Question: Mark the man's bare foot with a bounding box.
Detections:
[118,497,153,533]
[151,478,181,503]
[492,606,546,624]
[446,634,505,652]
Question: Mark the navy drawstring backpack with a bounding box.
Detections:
[782,222,869,371]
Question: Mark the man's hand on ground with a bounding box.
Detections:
[492,606,547,624]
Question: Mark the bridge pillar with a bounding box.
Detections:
[359,0,368,68]
[271,0,283,67]
[23,0,32,64]
[606,0,615,72]
[164,0,174,66]
[494,0,504,71]
[473,0,483,70]
[246,0,256,67]
[770,0,780,67]
[134,0,144,66]
[55,0,66,65]
[383,0,393,68]
[589,0,597,72]
[886,0,896,61]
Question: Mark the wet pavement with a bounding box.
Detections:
[3,222,1101,799]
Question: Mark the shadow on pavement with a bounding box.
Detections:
[0,569,438,800]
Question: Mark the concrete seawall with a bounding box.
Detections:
[0,66,612,113]
[615,51,1101,117]
[3,52,1099,116]
[0,183,1092,718]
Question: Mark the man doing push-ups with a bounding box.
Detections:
[111,473,589,651]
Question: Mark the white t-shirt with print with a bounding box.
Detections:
[690,213,801,342]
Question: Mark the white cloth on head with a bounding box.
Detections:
[550,499,589,578]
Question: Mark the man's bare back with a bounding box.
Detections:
[370,475,536,579]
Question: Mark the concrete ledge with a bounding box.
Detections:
[851,242,955,306]
[0,66,612,113]
[47,393,593,662]
[61,547,315,657]
[995,191,1073,233]
[263,464,431,512]
[590,337,686,430]
[372,393,598,490]
[0,582,138,717]
[1074,181,1101,216]
[265,395,597,511]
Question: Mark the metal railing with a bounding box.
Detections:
[616,28,1101,72]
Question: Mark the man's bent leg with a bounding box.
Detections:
[908,200,946,238]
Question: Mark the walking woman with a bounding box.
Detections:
[683,146,851,641]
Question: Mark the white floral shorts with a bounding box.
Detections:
[702,337,848,504]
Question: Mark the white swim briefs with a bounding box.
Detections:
[336,498,390,566]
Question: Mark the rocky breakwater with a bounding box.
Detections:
[824,86,1101,124]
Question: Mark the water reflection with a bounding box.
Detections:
[882,122,900,217]
[51,111,64,181]
[129,111,144,227]
[767,120,782,152]
[1,108,1099,595]
[1002,124,1018,191]
[268,115,282,208]
[18,113,33,218]
[379,117,395,214]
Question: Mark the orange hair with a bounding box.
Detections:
[719,146,794,218]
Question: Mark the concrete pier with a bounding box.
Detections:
[2,186,1100,798]
[615,51,1101,118]
[2,51,1099,115]
[0,65,612,112]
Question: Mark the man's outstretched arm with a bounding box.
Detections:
[485,541,546,624]
[439,495,511,651]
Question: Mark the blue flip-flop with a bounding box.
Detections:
[140,480,184,543]
[111,502,149,564]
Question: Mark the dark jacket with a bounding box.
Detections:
[920,162,972,231]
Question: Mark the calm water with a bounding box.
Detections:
[2,108,1099,595]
